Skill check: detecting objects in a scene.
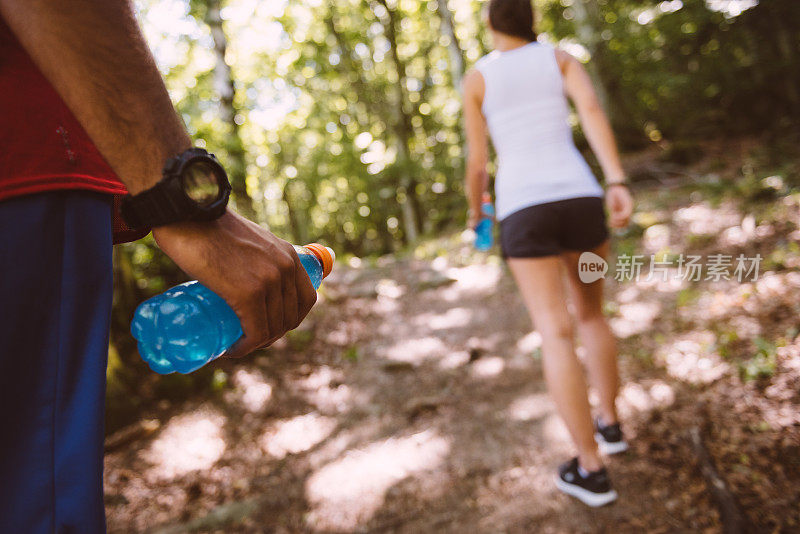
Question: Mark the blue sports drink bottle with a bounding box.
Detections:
[475,193,495,251]
[131,243,335,375]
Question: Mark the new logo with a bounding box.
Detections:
[578,251,608,283]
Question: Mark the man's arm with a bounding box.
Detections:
[0,0,317,356]
[0,0,188,194]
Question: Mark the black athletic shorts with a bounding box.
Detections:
[500,196,609,258]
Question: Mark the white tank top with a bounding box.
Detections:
[475,42,603,220]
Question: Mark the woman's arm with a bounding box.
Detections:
[462,69,490,229]
[557,50,633,228]
[557,50,625,184]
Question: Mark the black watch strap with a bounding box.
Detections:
[121,181,191,229]
[121,148,230,230]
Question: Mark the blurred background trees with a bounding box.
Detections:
[108,0,800,425]
[130,0,799,257]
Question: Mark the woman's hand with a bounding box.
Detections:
[467,203,497,230]
[605,184,634,229]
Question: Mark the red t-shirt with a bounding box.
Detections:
[0,19,147,243]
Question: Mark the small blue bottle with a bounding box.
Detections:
[475,193,495,251]
[131,243,335,375]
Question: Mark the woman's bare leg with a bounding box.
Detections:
[561,240,620,425]
[507,257,603,471]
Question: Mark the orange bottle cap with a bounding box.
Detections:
[304,243,335,279]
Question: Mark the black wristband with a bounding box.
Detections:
[120,148,231,229]
[121,180,193,229]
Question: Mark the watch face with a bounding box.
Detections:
[182,160,222,207]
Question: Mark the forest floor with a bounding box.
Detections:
[105,140,800,533]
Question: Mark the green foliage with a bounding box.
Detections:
[130,0,800,258]
[714,327,739,359]
[632,346,654,365]
[342,346,361,362]
[109,0,800,418]
[105,343,144,433]
[286,328,315,351]
[763,241,800,272]
[211,369,229,393]
[784,327,799,343]
[685,232,717,249]
[659,140,704,166]
[602,300,618,315]
[739,336,778,382]
[153,366,220,400]
[543,0,800,143]
[675,286,701,308]
[611,231,638,259]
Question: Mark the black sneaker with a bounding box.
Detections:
[555,457,618,507]
[595,418,629,455]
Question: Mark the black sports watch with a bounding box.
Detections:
[121,148,232,229]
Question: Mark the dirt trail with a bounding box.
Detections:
[105,177,800,533]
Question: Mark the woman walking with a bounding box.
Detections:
[463,0,634,506]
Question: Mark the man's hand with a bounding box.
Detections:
[153,210,317,358]
[605,185,634,229]
[0,2,317,358]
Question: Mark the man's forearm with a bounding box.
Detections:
[0,0,191,194]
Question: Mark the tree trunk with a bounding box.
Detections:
[769,11,800,112]
[373,0,420,244]
[571,0,612,120]
[282,180,308,245]
[436,0,466,88]
[324,8,391,120]
[203,0,256,220]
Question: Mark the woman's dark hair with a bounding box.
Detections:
[488,0,537,42]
